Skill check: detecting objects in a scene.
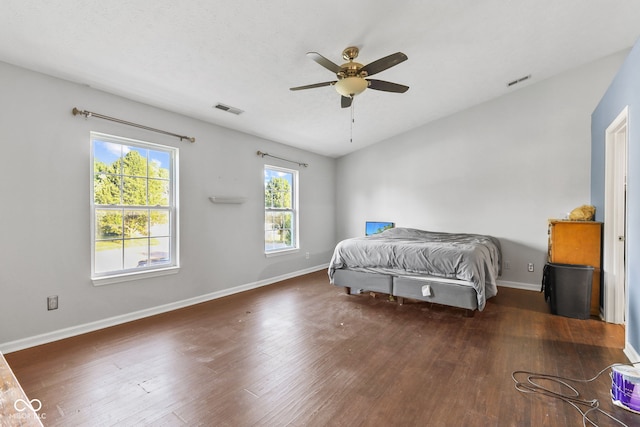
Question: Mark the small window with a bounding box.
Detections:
[91,132,178,281]
[264,165,298,254]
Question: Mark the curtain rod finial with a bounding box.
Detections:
[72,107,90,118]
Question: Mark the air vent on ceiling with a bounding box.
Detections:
[507,74,532,87]
[214,103,244,115]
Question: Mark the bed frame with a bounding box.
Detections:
[332,269,478,317]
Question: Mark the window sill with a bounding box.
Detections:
[92,266,180,286]
[265,248,299,258]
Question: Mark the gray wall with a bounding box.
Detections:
[336,51,627,289]
[592,39,640,357]
[0,61,336,351]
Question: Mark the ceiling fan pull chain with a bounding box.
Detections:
[350,99,355,143]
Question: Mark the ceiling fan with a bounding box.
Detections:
[290,46,409,108]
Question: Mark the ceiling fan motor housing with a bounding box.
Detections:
[335,48,369,97]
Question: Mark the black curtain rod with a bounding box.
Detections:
[257,150,308,167]
[72,108,195,143]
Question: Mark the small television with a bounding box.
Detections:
[365,221,395,236]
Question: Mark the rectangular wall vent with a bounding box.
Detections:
[214,103,244,115]
[507,74,532,87]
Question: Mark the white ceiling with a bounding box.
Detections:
[1,1,640,158]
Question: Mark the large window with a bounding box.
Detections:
[91,132,178,281]
[264,165,298,254]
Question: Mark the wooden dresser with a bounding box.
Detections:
[548,220,602,316]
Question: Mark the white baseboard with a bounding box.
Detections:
[1,264,329,354]
[497,280,540,292]
[625,343,640,364]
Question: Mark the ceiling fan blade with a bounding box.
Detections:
[307,52,343,74]
[341,96,352,108]
[361,52,408,77]
[290,81,336,91]
[367,79,409,93]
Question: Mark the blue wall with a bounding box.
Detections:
[592,39,640,355]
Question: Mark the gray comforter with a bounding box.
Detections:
[328,228,502,310]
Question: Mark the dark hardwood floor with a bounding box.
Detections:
[5,271,636,426]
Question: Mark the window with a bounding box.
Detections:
[264,165,298,254]
[91,132,178,282]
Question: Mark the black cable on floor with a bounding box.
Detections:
[512,363,639,427]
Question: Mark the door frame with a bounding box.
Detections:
[603,106,628,324]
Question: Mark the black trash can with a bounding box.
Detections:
[542,262,594,319]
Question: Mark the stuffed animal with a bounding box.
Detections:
[568,205,596,221]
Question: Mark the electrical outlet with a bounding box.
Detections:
[504,260,511,270]
[47,295,58,311]
[528,263,534,272]
[305,252,310,259]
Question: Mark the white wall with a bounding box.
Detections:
[336,51,628,288]
[0,61,336,351]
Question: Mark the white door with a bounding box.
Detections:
[603,106,628,324]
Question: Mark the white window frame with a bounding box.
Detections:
[264,165,299,256]
[90,132,179,285]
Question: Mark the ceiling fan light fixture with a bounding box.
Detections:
[334,77,368,97]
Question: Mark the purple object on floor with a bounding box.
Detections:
[611,365,640,414]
